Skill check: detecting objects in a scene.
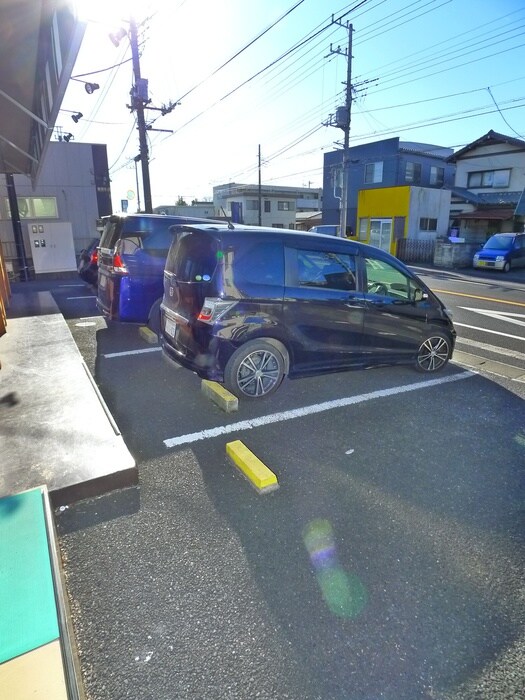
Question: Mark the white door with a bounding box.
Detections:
[369,219,392,253]
[28,223,77,273]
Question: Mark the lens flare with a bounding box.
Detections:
[303,519,367,619]
[514,430,525,448]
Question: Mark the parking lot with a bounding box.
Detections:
[46,278,525,700]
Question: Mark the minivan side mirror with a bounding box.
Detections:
[414,288,428,302]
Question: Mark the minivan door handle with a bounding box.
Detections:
[344,296,368,309]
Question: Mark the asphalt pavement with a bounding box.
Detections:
[51,273,524,700]
[4,276,523,700]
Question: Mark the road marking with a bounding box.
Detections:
[163,371,473,448]
[433,289,525,307]
[454,322,525,342]
[459,307,525,328]
[103,347,162,358]
[456,337,525,361]
[66,296,96,300]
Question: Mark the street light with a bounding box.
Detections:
[70,77,100,94]
[60,109,83,122]
[109,27,127,47]
[84,82,100,94]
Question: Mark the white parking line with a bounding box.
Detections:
[164,371,474,448]
[454,322,525,342]
[103,347,162,358]
[66,296,97,300]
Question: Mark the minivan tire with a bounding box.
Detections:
[148,298,162,336]
[503,261,511,273]
[415,332,452,373]
[224,340,286,399]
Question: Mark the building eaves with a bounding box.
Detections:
[446,129,525,162]
[477,191,521,206]
[449,187,481,204]
[399,142,453,159]
[458,207,515,221]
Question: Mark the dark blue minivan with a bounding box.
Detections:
[96,214,220,329]
[160,225,456,399]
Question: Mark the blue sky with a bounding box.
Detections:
[64,0,525,211]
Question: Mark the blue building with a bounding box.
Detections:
[323,137,455,234]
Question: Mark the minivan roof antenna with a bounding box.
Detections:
[221,207,235,229]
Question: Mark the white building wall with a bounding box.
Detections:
[454,143,525,192]
[225,196,296,228]
[0,142,103,260]
[213,183,321,229]
[407,187,451,239]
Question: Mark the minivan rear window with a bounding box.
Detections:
[167,231,218,282]
[99,219,120,250]
[121,217,178,256]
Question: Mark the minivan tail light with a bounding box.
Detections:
[112,253,128,274]
[90,250,98,264]
[197,297,236,324]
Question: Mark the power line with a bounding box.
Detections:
[174,0,307,104]
[486,87,524,138]
[105,1,525,197]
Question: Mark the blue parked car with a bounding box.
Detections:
[96,214,220,331]
[472,232,525,272]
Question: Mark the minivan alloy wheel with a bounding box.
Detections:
[415,333,451,373]
[224,340,285,398]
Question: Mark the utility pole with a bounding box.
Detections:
[328,21,353,237]
[129,17,152,213]
[258,144,262,226]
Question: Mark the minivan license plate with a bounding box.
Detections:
[165,318,177,338]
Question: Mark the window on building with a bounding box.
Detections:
[467,169,510,188]
[364,161,383,184]
[277,201,294,211]
[358,218,368,240]
[246,200,259,210]
[264,201,271,213]
[4,196,58,219]
[405,162,421,184]
[430,166,444,186]
[419,217,438,231]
